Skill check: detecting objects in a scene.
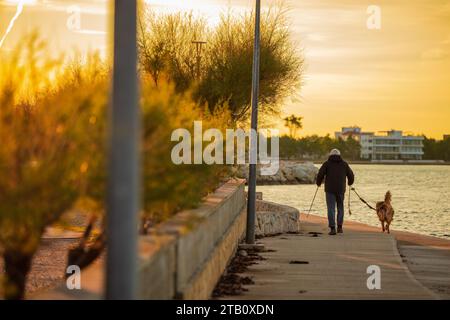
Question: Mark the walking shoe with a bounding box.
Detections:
[337,226,343,234]
[328,227,336,235]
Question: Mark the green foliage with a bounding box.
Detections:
[139,78,230,223]
[279,135,362,161]
[138,5,303,122]
[423,136,450,161]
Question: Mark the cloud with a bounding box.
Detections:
[442,35,450,45]
[422,35,450,60]
[73,29,106,36]
[441,1,450,13]
[421,48,448,60]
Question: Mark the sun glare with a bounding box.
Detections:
[0,0,36,48]
[6,0,36,4]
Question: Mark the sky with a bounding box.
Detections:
[1,0,449,139]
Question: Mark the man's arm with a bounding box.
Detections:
[346,163,355,186]
[316,162,327,186]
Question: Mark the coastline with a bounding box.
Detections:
[303,213,450,299]
[317,160,450,166]
[272,159,449,165]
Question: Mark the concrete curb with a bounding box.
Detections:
[390,235,440,300]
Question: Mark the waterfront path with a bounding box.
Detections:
[221,214,449,300]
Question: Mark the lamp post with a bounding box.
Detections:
[106,0,140,300]
[192,40,207,80]
[246,0,261,245]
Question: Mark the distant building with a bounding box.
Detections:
[335,127,424,160]
[335,126,368,141]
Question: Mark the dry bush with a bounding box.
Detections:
[0,33,229,299]
[139,4,303,123]
[0,34,107,299]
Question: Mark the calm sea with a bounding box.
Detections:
[256,164,450,239]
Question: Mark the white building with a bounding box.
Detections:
[335,126,372,141]
[335,127,424,160]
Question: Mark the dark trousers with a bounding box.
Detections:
[326,192,344,228]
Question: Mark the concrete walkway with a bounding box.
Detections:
[222,215,438,300]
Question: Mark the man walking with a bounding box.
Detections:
[316,149,355,235]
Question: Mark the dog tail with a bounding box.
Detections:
[385,191,392,202]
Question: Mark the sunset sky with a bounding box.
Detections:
[1,0,449,139]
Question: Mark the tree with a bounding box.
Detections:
[423,136,450,161]
[196,6,302,122]
[423,137,438,160]
[0,34,232,299]
[441,137,450,161]
[279,136,300,159]
[283,114,303,138]
[0,36,107,299]
[138,11,209,90]
[337,136,361,160]
[278,134,362,160]
[139,4,303,122]
[139,77,230,225]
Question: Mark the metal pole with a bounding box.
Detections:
[192,40,207,80]
[246,0,261,244]
[106,0,139,300]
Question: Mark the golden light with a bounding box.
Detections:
[0,0,37,48]
[5,0,37,4]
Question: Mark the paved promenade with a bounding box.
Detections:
[222,214,447,300]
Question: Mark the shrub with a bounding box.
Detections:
[0,35,107,299]
[139,76,230,224]
[0,34,229,298]
[138,4,303,123]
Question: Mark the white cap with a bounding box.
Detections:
[330,148,341,156]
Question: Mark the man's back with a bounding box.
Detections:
[316,149,355,235]
[316,154,354,195]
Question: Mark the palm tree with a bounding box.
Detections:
[283,114,303,138]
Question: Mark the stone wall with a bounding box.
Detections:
[159,179,246,299]
[255,200,300,236]
[37,179,247,300]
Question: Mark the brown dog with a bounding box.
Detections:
[376,191,395,233]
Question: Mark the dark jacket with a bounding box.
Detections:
[316,155,354,194]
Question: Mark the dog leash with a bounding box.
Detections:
[306,186,319,218]
[348,187,352,215]
[350,187,376,211]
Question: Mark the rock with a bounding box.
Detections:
[255,200,300,236]
[238,250,248,257]
[235,161,318,185]
[292,163,317,183]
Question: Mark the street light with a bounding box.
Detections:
[106,0,140,300]
[192,40,207,80]
[246,0,261,245]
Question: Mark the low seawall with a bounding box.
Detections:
[255,200,300,236]
[235,161,318,185]
[38,179,247,300]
